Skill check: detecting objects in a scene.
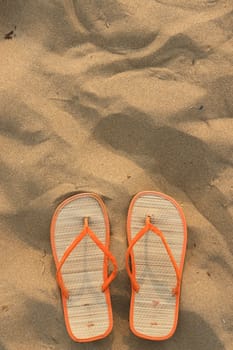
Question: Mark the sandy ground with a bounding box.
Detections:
[0,1,233,349]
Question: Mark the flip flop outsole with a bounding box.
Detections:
[50,193,113,342]
[127,191,187,340]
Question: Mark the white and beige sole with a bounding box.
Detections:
[127,191,187,340]
[50,193,113,342]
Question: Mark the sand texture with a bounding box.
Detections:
[0,1,233,349]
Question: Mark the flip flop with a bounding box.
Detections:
[126,191,187,340]
[50,193,117,342]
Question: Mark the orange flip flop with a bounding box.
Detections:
[126,191,187,340]
[50,193,117,342]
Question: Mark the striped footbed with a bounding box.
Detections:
[129,193,185,338]
[53,196,110,340]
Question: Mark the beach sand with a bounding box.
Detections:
[0,1,233,349]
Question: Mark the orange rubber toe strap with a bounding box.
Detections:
[126,216,180,295]
[56,218,117,299]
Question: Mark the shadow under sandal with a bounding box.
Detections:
[126,191,187,340]
[50,193,117,342]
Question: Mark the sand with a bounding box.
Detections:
[0,1,233,349]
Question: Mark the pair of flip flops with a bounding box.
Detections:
[50,191,187,342]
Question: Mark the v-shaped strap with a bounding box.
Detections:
[56,218,117,299]
[126,216,180,295]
